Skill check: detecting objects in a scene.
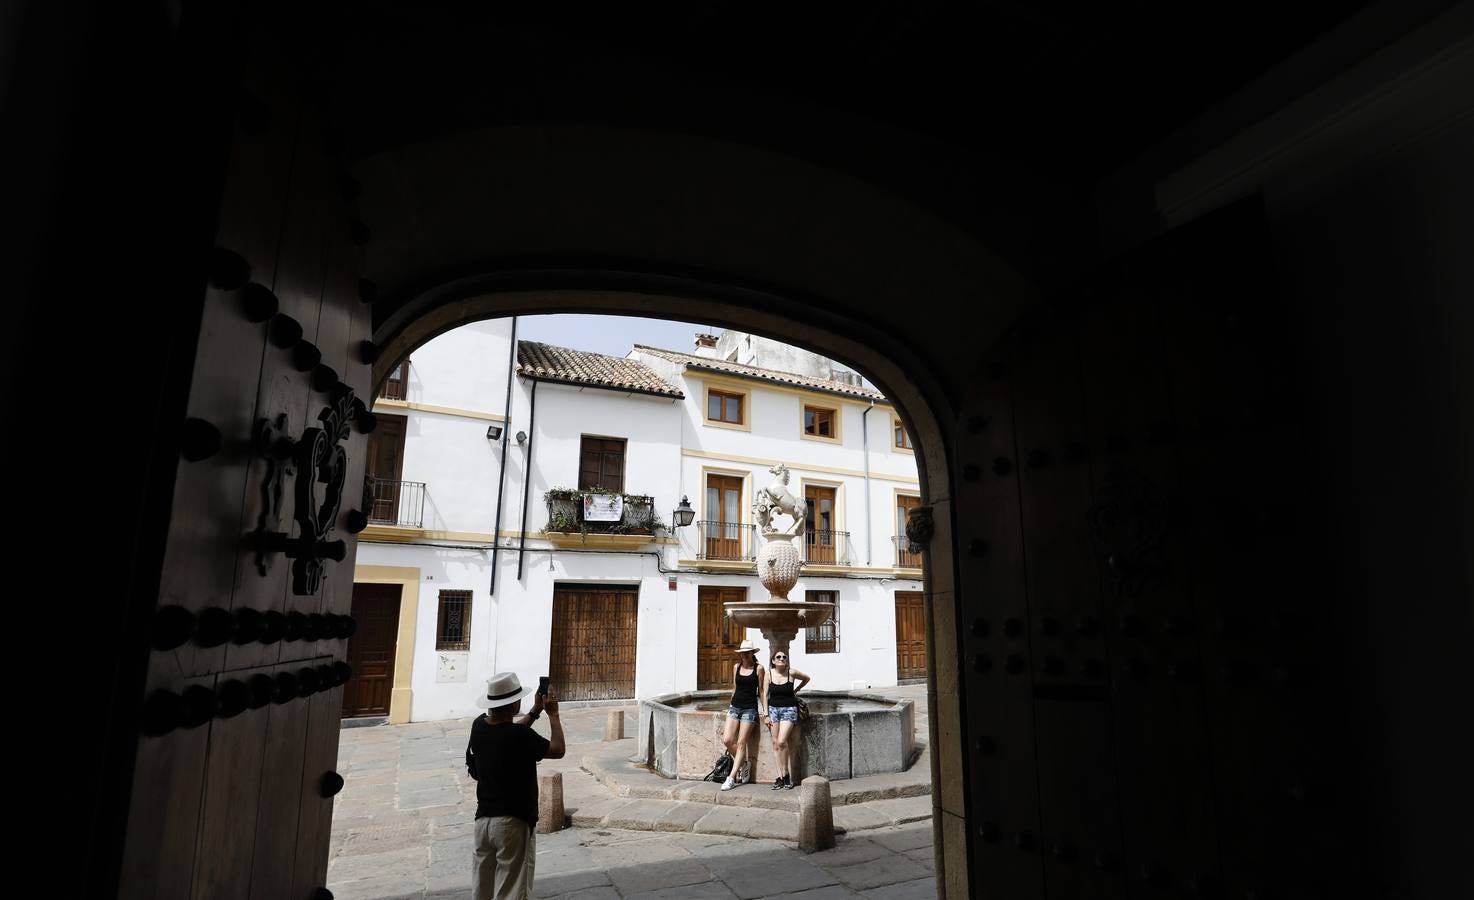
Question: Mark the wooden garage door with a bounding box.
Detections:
[697,586,745,690]
[549,584,639,701]
[895,591,928,681]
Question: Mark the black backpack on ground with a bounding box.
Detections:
[704,752,734,782]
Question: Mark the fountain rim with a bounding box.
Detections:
[642,688,912,715]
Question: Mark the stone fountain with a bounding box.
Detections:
[635,462,916,782]
[725,463,833,655]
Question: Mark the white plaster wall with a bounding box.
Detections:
[520,381,685,529]
[390,412,504,532]
[396,318,514,412]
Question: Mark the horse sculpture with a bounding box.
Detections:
[753,462,806,537]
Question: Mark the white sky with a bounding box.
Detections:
[515,314,711,358]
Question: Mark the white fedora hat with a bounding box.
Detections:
[477,672,536,709]
[735,639,759,654]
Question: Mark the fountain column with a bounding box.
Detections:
[724,463,833,657]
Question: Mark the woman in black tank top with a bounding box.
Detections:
[720,639,767,791]
[765,649,811,790]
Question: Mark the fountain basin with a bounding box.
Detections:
[636,690,916,782]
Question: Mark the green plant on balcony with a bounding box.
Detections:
[542,487,662,537]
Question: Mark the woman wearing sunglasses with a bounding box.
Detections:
[765,649,811,790]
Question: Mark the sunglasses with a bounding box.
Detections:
[773,655,788,661]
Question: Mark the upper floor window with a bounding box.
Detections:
[893,414,913,451]
[707,389,744,425]
[379,358,410,401]
[803,405,838,440]
[578,436,626,492]
[436,589,472,651]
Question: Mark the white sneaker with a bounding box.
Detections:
[720,776,736,791]
[737,760,751,784]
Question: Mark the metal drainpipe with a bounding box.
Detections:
[488,317,518,594]
[862,400,874,566]
[516,377,538,581]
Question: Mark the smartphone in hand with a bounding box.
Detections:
[537,676,549,698]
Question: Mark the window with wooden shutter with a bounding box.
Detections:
[707,389,744,424]
[578,436,626,492]
[804,590,839,653]
[436,590,472,651]
[803,405,837,439]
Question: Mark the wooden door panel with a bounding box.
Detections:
[344,583,400,716]
[698,587,743,690]
[551,586,639,701]
[894,592,927,680]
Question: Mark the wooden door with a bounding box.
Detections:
[342,584,400,717]
[549,585,639,700]
[705,474,743,560]
[895,591,927,680]
[697,587,745,689]
[366,413,406,523]
[115,21,371,900]
[896,494,922,567]
[805,485,837,563]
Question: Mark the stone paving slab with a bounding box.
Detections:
[863,796,933,826]
[330,685,935,898]
[826,856,931,892]
[583,747,929,810]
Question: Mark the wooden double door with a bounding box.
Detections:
[548,584,639,701]
[894,591,927,681]
[697,587,746,690]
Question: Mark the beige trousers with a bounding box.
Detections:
[472,815,536,900]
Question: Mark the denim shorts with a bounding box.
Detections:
[768,706,799,723]
[727,705,758,722]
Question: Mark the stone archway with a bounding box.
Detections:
[369,281,973,896]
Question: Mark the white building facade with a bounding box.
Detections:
[350,322,924,723]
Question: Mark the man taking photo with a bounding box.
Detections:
[465,673,565,899]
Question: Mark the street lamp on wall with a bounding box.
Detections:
[671,495,695,530]
[486,424,503,441]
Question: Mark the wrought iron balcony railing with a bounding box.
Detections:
[696,520,756,561]
[543,491,661,537]
[801,529,854,566]
[894,535,923,568]
[368,479,426,528]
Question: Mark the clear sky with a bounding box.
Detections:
[515,314,712,358]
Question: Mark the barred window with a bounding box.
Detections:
[436,589,472,651]
[804,590,839,653]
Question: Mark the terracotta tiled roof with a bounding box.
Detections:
[632,345,888,401]
[516,341,684,398]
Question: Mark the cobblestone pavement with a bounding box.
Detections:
[328,684,935,899]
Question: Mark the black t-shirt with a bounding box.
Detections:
[465,716,551,826]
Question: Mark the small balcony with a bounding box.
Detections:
[543,489,662,543]
[802,530,854,567]
[894,535,923,569]
[696,521,756,561]
[367,479,426,528]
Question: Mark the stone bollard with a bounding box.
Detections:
[604,709,625,741]
[536,771,565,833]
[798,776,836,852]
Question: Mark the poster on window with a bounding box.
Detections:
[582,493,624,522]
